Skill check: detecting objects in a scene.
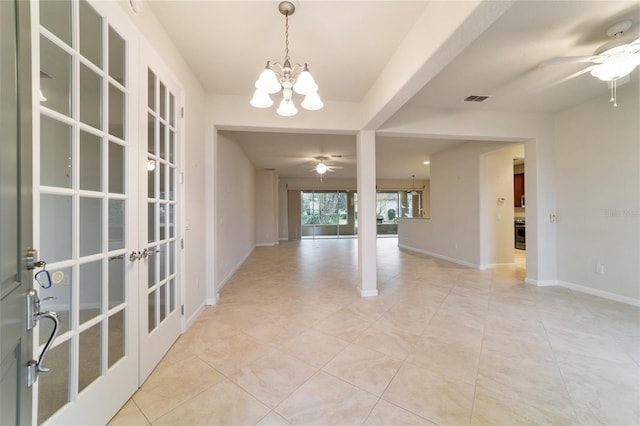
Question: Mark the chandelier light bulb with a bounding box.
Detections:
[277,98,298,116]
[293,67,318,95]
[302,91,323,110]
[250,89,274,108]
[255,66,281,94]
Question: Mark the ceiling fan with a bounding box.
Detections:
[311,155,343,182]
[542,20,640,106]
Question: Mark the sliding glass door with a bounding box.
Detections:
[300,190,356,239]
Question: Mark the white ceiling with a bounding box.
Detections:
[149,0,640,180]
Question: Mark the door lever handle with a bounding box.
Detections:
[32,310,60,373]
[26,289,61,387]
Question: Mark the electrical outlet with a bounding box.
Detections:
[549,213,557,223]
[595,264,605,274]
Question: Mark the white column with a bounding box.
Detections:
[357,130,378,297]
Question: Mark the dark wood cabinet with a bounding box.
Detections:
[514,173,525,207]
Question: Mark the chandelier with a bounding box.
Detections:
[250,1,323,116]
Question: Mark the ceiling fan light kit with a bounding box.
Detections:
[315,162,328,174]
[250,1,323,116]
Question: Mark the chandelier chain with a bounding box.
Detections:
[284,13,290,63]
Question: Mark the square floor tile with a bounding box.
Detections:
[276,371,378,425]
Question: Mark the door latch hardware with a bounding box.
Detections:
[25,248,46,270]
[140,248,160,259]
[26,290,60,387]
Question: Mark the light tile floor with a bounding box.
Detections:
[109,239,640,426]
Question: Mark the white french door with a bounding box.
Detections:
[34,0,141,423]
[138,47,183,383]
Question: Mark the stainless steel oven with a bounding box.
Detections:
[515,220,526,250]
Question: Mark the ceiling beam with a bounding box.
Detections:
[360,0,515,130]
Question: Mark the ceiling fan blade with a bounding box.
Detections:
[548,65,595,88]
[539,55,600,67]
[624,36,640,54]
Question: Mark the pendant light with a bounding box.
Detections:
[250,1,323,116]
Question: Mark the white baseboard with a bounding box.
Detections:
[557,280,640,307]
[256,242,279,247]
[184,302,205,330]
[216,248,254,296]
[398,244,480,269]
[525,278,558,287]
[205,297,217,306]
[359,288,379,297]
[479,262,514,270]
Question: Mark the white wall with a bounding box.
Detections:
[216,132,256,289]
[399,140,513,267]
[255,170,278,246]
[381,107,557,284]
[480,144,523,266]
[117,0,208,324]
[554,82,640,302]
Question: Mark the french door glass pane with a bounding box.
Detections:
[79,131,102,191]
[169,130,175,163]
[159,82,166,119]
[79,261,102,324]
[40,115,72,188]
[169,279,176,312]
[148,203,155,243]
[148,292,156,332]
[109,84,125,139]
[40,0,72,46]
[38,340,70,421]
[148,161,156,198]
[40,36,71,116]
[40,194,72,262]
[159,164,166,199]
[147,113,155,154]
[108,256,125,309]
[159,122,166,160]
[159,284,167,322]
[108,310,125,368]
[159,204,166,240]
[169,241,175,276]
[147,69,155,110]
[108,199,125,251]
[169,93,175,126]
[169,204,175,238]
[148,246,156,288]
[78,322,102,393]
[108,142,124,194]
[169,168,175,201]
[80,63,102,129]
[159,243,167,281]
[79,0,102,67]
[108,26,125,85]
[80,197,102,256]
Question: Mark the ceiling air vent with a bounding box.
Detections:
[464,95,489,102]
